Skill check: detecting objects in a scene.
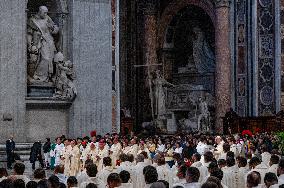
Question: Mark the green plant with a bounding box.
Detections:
[276,131,284,154]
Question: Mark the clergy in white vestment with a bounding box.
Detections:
[117,153,135,183]
[8,163,30,185]
[110,137,122,168]
[119,170,133,188]
[202,151,214,168]
[69,140,81,176]
[229,137,239,157]
[260,144,271,167]
[80,163,104,188]
[219,143,230,160]
[79,141,88,169]
[76,167,89,185]
[200,162,219,184]
[143,165,159,188]
[133,154,147,188]
[237,156,250,188]
[54,165,68,185]
[246,171,263,188]
[212,136,224,160]
[96,140,109,171]
[137,141,150,156]
[156,154,172,186]
[156,140,165,153]
[122,140,131,155]
[173,165,187,185]
[276,158,284,185]
[128,138,139,158]
[54,137,65,166]
[222,157,239,188]
[183,167,201,188]
[247,157,269,184]
[62,139,72,176]
[264,172,278,188]
[268,154,279,175]
[196,136,209,156]
[191,153,208,183]
[97,157,114,187]
[174,142,183,154]
[86,142,98,165]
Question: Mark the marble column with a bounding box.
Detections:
[141,0,158,71]
[69,0,113,137]
[0,0,27,142]
[214,0,231,132]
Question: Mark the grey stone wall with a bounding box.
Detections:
[0,0,26,142]
[69,0,113,137]
[26,103,69,142]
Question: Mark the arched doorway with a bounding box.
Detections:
[159,5,216,133]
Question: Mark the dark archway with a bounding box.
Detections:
[159,5,216,132]
[158,0,215,49]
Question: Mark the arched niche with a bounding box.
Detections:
[158,0,215,49]
[160,5,215,89]
[26,0,70,97]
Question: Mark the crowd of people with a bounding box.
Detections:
[1,130,284,188]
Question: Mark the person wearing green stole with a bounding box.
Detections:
[50,143,57,170]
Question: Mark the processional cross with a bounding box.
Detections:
[134,57,162,120]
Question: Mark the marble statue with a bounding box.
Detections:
[27,6,59,83]
[197,97,210,131]
[122,107,131,118]
[53,52,77,100]
[192,26,215,73]
[153,70,174,117]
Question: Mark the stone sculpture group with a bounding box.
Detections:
[27,6,76,100]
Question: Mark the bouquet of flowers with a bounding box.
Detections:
[253,127,261,134]
[242,130,253,138]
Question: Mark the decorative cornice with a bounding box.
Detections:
[214,0,230,8]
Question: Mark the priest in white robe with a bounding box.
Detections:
[96,140,109,171]
[133,154,147,188]
[191,153,208,183]
[212,136,224,160]
[222,157,239,188]
[110,137,122,168]
[260,144,271,167]
[97,157,114,186]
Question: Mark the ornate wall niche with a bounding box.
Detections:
[26,0,73,100]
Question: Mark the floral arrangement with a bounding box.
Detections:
[253,127,261,134]
[242,130,253,137]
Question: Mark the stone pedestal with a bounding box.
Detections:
[69,0,113,137]
[25,99,71,142]
[27,85,55,98]
[214,0,231,132]
[166,112,177,134]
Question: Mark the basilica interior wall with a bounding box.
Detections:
[25,106,69,142]
[0,0,27,143]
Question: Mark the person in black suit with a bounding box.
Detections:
[6,135,15,169]
[30,141,44,170]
